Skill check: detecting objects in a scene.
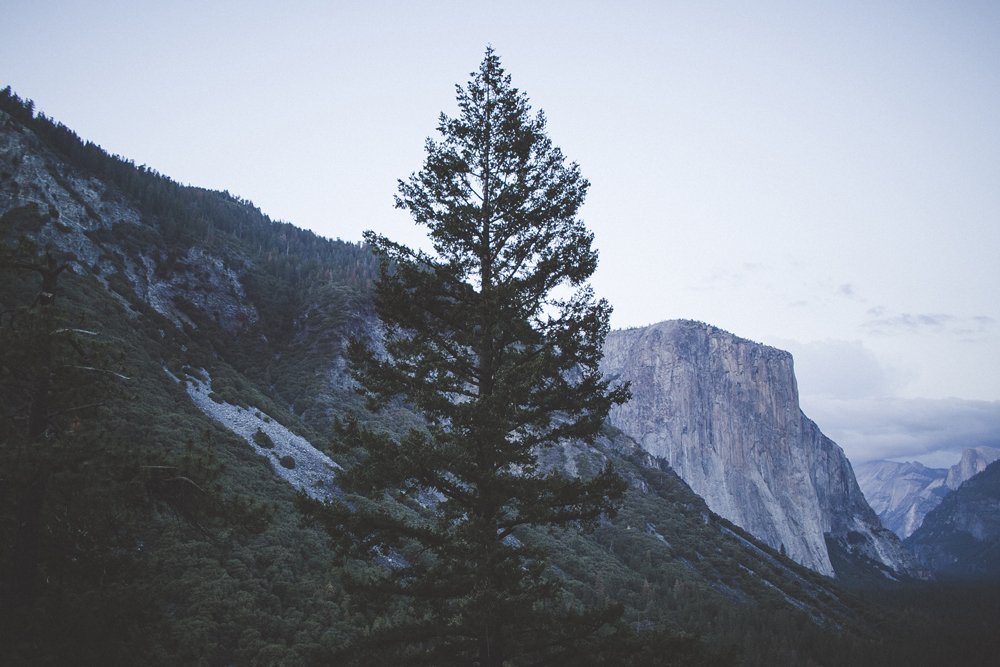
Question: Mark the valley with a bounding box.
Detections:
[2,86,999,666]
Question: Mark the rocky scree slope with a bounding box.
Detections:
[601,319,928,581]
[170,367,342,499]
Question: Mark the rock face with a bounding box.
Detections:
[945,446,1000,491]
[906,460,1000,577]
[0,108,258,335]
[600,320,927,580]
[855,460,949,539]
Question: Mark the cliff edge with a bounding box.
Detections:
[601,319,927,580]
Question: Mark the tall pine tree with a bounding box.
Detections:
[298,48,632,665]
[0,207,270,664]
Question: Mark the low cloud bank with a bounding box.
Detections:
[767,337,1000,468]
[801,395,1000,468]
[776,338,911,399]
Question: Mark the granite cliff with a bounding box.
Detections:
[600,319,927,580]
[945,446,1000,491]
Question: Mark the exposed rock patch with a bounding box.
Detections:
[168,368,340,499]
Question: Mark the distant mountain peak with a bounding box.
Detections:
[858,446,1000,541]
[855,460,949,539]
[907,458,1000,577]
[946,446,1000,491]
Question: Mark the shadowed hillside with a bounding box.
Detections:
[2,86,997,666]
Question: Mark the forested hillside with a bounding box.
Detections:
[906,460,1000,578]
[3,86,999,666]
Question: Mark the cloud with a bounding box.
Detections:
[692,262,773,292]
[837,283,865,301]
[770,338,911,400]
[802,396,1000,468]
[864,312,955,332]
[770,338,1000,467]
[861,311,995,339]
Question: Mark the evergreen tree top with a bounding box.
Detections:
[389,46,595,296]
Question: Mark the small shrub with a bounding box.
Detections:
[253,428,274,449]
[279,455,296,469]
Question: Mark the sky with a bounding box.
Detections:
[3,0,998,467]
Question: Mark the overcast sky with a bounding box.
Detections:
[3,0,998,467]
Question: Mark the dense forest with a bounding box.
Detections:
[2,86,1000,666]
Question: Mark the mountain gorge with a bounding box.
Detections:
[856,446,1000,539]
[906,460,1000,577]
[2,87,997,665]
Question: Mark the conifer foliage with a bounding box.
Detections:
[0,210,270,664]
[298,49,631,665]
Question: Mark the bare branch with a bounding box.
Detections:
[47,401,107,418]
[162,477,206,493]
[59,366,130,380]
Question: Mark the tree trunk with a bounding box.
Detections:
[7,256,64,611]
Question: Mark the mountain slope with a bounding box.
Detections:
[600,320,927,581]
[906,460,1000,578]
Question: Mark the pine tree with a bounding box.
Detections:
[0,230,160,662]
[298,48,632,665]
[0,208,270,663]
